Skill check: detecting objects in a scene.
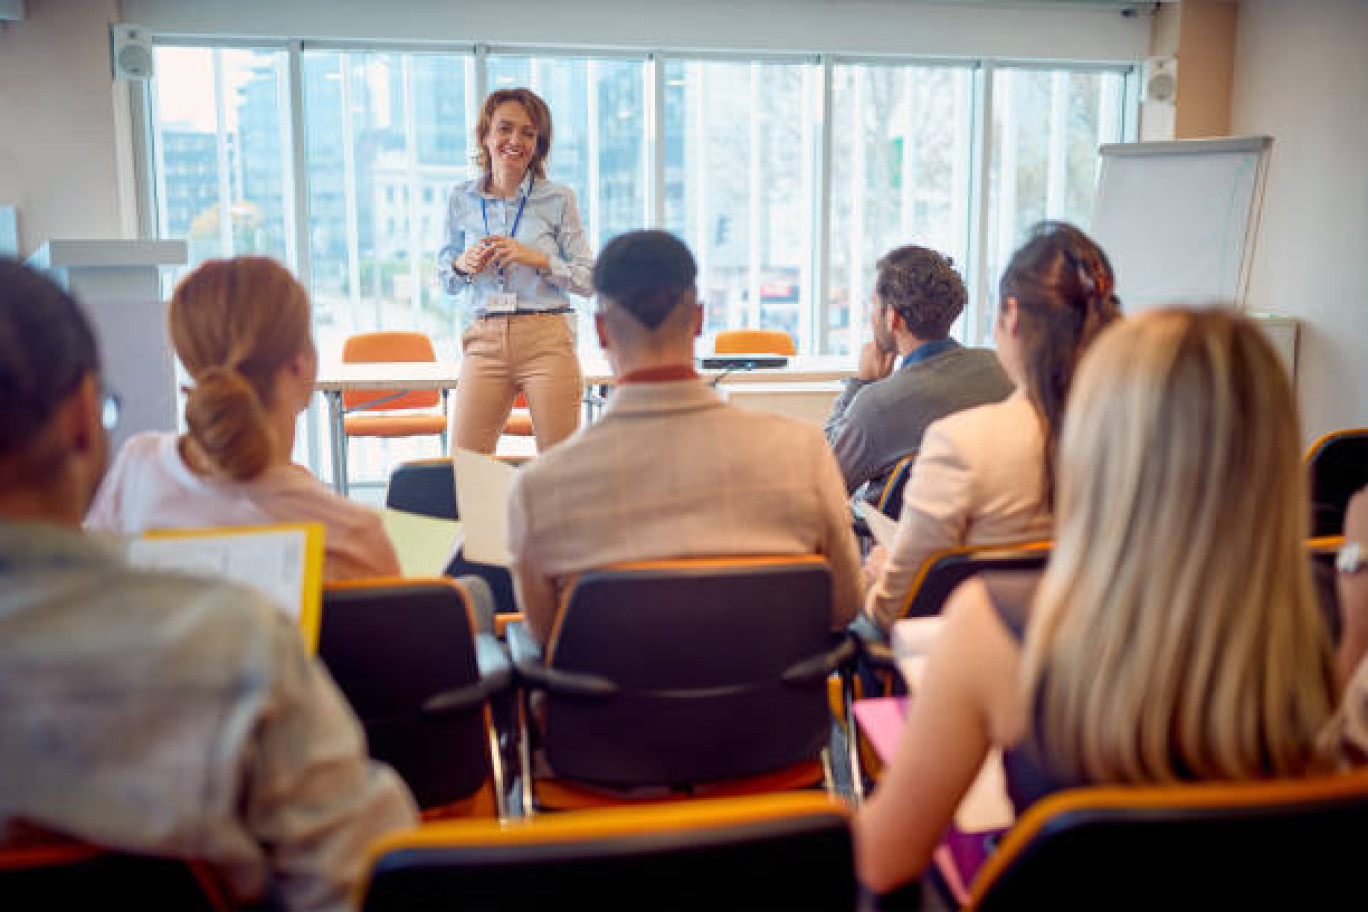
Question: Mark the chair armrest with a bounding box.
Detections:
[514,659,619,699]
[505,621,618,698]
[420,635,512,717]
[505,620,543,666]
[850,619,898,672]
[782,633,859,685]
[475,633,513,692]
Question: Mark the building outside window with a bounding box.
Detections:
[145,43,1133,482]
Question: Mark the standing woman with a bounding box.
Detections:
[439,88,594,454]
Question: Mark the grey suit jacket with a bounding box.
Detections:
[824,341,1014,498]
[507,379,865,645]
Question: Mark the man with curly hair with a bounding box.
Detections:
[825,246,1012,501]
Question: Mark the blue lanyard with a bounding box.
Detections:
[480,178,532,288]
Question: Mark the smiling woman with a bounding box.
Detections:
[437,88,596,455]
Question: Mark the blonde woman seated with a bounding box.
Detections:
[87,257,400,581]
[864,223,1119,631]
[855,309,1338,894]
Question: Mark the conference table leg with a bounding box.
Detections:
[326,390,349,496]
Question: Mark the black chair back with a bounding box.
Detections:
[902,543,1052,620]
[319,579,491,809]
[968,772,1368,910]
[903,540,1342,638]
[444,547,518,616]
[362,793,857,911]
[386,459,458,520]
[544,558,839,788]
[1308,428,1368,536]
[0,844,226,910]
[385,459,519,616]
[876,452,917,520]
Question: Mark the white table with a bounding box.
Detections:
[315,355,854,493]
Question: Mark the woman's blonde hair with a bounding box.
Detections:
[474,88,552,181]
[1021,308,1335,784]
[169,256,311,482]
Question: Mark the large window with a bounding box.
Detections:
[829,63,974,354]
[979,67,1128,341]
[487,54,648,344]
[300,50,471,364]
[487,54,648,251]
[144,44,1133,479]
[664,59,817,349]
[150,46,292,267]
[148,48,1131,358]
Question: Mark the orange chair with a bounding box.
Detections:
[358,792,857,911]
[340,332,449,495]
[319,577,512,818]
[963,769,1368,910]
[504,393,534,437]
[506,556,861,813]
[1305,426,1368,536]
[713,329,797,356]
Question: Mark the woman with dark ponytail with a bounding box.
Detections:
[87,256,400,581]
[863,222,1120,630]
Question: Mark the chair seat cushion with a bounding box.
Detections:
[345,413,448,437]
[533,759,825,811]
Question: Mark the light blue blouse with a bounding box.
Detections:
[437,172,595,316]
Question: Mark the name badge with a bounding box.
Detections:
[488,292,518,314]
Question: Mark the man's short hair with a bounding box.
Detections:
[592,231,697,330]
[0,259,99,462]
[874,246,967,341]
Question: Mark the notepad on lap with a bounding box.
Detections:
[854,693,1013,904]
[127,522,325,652]
[381,508,462,577]
[852,695,1012,833]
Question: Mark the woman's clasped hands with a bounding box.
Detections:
[459,236,549,274]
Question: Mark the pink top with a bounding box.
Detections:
[86,432,400,582]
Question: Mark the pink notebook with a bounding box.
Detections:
[854,696,1011,904]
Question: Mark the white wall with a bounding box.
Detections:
[1230,0,1368,446]
[122,0,1150,60]
[0,0,128,257]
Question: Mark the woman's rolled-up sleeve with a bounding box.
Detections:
[437,188,471,296]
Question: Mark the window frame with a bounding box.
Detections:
[132,37,1137,477]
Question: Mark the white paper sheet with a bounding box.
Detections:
[451,447,516,567]
[381,509,463,577]
[128,528,307,621]
[854,499,899,550]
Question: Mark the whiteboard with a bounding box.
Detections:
[1089,136,1271,312]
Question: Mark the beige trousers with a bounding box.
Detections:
[453,312,583,454]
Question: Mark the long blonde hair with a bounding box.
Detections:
[170,257,312,481]
[1021,308,1335,784]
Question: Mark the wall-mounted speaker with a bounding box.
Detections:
[1143,56,1178,106]
[110,24,154,82]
